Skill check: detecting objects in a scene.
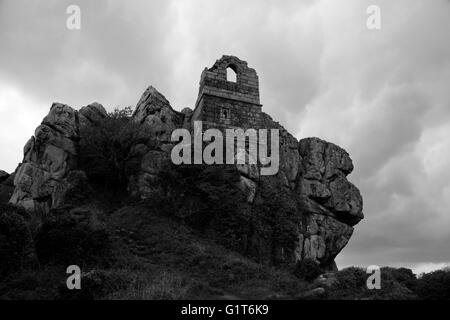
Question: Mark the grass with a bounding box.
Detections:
[104,203,308,300]
[4,200,447,300]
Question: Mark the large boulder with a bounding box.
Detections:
[290,138,363,267]
[298,138,363,226]
[128,150,171,199]
[132,86,184,143]
[295,213,353,266]
[41,103,78,139]
[7,85,363,270]
[9,103,80,212]
[128,87,193,198]
[9,103,100,213]
[180,107,194,131]
[126,87,363,269]
[79,102,108,126]
[52,170,91,208]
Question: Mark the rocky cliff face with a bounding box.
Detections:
[9,103,106,212]
[5,86,363,269]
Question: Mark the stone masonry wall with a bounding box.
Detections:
[195,96,263,130]
[193,55,262,130]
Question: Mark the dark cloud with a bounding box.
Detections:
[0,0,173,109]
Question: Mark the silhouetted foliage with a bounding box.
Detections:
[57,269,132,300]
[381,267,417,292]
[141,163,302,265]
[79,106,156,194]
[110,106,134,119]
[0,204,35,277]
[35,208,112,266]
[294,259,322,282]
[334,267,367,291]
[144,164,248,251]
[252,176,300,264]
[417,269,450,300]
[326,266,419,300]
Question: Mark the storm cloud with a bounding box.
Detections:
[1,0,449,273]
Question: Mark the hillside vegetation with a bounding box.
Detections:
[1,105,449,300]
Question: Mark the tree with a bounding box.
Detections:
[79,107,156,194]
[417,269,450,300]
[294,259,322,282]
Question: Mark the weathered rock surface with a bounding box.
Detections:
[128,150,171,199]
[79,102,108,126]
[8,84,363,269]
[9,103,102,213]
[181,107,194,131]
[133,86,184,143]
[296,213,353,266]
[298,138,363,226]
[126,86,363,269]
[128,87,191,198]
[52,170,91,208]
[9,103,80,212]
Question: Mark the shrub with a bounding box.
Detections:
[34,208,112,266]
[0,266,65,300]
[146,164,303,266]
[327,267,418,300]
[147,164,249,251]
[102,270,192,300]
[136,271,190,300]
[79,106,156,194]
[57,269,132,300]
[251,176,300,264]
[381,267,417,292]
[0,204,36,277]
[326,267,367,299]
[334,267,367,291]
[417,269,450,300]
[294,259,321,282]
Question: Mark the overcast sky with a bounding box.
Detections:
[1,0,449,274]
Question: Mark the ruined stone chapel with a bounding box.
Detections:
[192,55,264,131]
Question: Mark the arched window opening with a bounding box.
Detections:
[226,66,237,82]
